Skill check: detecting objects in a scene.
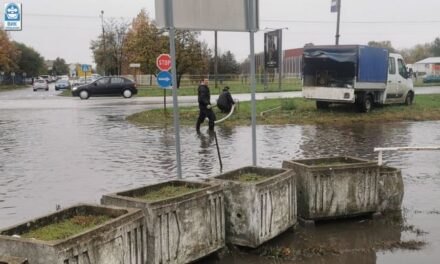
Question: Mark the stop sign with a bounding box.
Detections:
[156,54,172,71]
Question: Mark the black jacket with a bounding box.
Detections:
[217,90,234,109]
[198,84,211,108]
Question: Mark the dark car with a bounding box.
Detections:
[71,77,137,100]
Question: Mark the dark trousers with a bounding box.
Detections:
[218,104,232,113]
[196,108,216,131]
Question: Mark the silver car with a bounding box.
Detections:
[33,79,49,91]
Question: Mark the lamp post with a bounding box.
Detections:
[335,0,342,45]
[100,10,107,76]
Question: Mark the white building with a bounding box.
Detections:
[413,57,440,76]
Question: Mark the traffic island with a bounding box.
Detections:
[0,204,145,264]
[212,166,297,248]
[283,157,381,224]
[101,180,225,264]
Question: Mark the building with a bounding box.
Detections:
[413,57,440,76]
[241,48,304,77]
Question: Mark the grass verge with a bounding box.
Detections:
[0,84,28,92]
[127,94,440,127]
[21,215,112,241]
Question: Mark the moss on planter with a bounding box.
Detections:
[135,185,200,201]
[21,215,112,241]
[236,173,268,183]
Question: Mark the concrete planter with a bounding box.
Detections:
[213,166,297,248]
[0,256,28,264]
[0,204,145,264]
[283,157,381,221]
[378,166,404,212]
[101,180,224,264]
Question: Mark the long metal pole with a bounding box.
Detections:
[249,0,257,166]
[214,31,218,91]
[278,29,283,91]
[166,0,183,179]
[335,0,341,45]
[101,10,106,76]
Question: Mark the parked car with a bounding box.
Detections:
[72,77,93,87]
[71,76,137,100]
[55,80,71,90]
[423,75,440,83]
[33,79,49,91]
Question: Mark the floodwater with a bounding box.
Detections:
[1,89,440,263]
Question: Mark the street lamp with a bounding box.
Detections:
[100,10,107,76]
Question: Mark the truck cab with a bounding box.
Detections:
[302,45,414,112]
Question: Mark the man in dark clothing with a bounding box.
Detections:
[196,79,216,132]
[217,86,235,113]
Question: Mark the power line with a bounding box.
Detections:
[261,19,440,24]
[26,13,133,20]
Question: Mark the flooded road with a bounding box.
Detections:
[0,87,440,263]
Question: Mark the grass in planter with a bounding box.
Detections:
[21,215,112,241]
[136,185,200,201]
[237,173,268,183]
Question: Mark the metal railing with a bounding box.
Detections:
[374,146,440,165]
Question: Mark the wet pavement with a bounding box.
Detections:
[1,86,440,263]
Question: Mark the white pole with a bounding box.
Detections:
[249,0,257,166]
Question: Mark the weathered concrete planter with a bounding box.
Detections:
[0,256,28,264]
[378,166,404,212]
[101,180,224,264]
[0,204,145,264]
[213,166,297,248]
[283,157,380,221]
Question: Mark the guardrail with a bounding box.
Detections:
[374,146,440,165]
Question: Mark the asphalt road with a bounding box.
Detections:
[2,85,438,110]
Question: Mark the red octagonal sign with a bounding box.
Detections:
[156,54,172,71]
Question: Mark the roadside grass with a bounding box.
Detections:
[59,89,71,96]
[0,84,28,92]
[127,94,440,127]
[136,79,302,97]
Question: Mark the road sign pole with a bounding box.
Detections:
[166,0,183,179]
[278,29,283,91]
[249,0,257,166]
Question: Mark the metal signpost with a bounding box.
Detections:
[331,0,342,45]
[156,54,173,113]
[156,0,260,177]
[3,2,22,31]
[82,64,90,84]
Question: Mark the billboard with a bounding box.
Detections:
[155,0,259,32]
[264,30,281,69]
[3,2,22,31]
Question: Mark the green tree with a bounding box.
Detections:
[401,43,432,63]
[52,57,69,76]
[0,29,19,72]
[91,18,130,75]
[122,10,210,87]
[368,41,396,53]
[430,37,440,57]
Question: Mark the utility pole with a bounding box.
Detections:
[214,31,218,91]
[335,0,341,45]
[101,10,107,76]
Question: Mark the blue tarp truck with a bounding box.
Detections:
[302,45,414,112]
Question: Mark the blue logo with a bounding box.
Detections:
[5,3,20,21]
[157,71,173,89]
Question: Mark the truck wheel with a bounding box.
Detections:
[359,95,373,113]
[316,101,330,110]
[405,92,414,106]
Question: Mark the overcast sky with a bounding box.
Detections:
[3,0,440,65]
